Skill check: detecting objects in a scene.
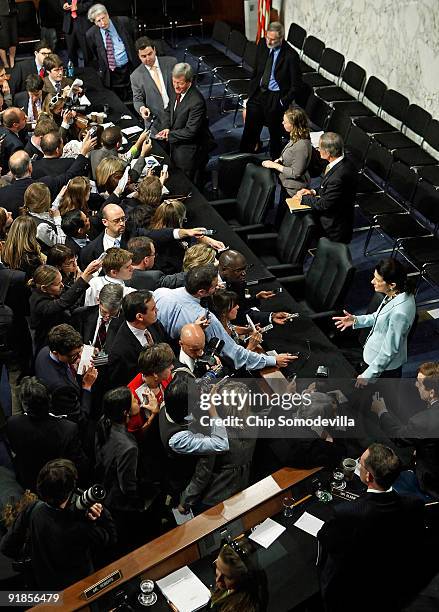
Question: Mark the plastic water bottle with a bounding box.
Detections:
[67,61,74,78]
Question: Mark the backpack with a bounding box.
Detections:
[0,270,14,358]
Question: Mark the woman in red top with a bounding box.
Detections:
[127,343,174,439]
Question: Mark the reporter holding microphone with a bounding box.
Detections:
[333,258,416,386]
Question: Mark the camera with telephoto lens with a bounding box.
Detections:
[193,337,226,380]
[63,97,87,114]
[70,484,106,511]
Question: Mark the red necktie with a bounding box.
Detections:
[175,93,181,107]
[105,30,116,72]
[39,67,45,79]
[97,318,107,350]
[71,0,77,18]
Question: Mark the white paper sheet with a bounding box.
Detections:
[121,125,143,136]
[293,511,324,537]
[249,517,286,549]
[310,130,324,147]
[172,507,194,525]
[156,566,210,612]
[77,344,94,375]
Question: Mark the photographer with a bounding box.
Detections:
[178,323,228,379]
[0,458,116,591]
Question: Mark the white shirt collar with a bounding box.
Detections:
[126,322,149,346]
[367,486,393,494]
[179,349,195,372]
[326,155,344,173]
[103,230,121,250]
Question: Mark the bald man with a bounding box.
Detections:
[79,203,128,269]
[32,131,75,178]
[0,107,28,172]
[178,323,206,373]
[217,249,291,327]
[0,133,94,218]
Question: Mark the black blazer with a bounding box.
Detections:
[29,277,89,355]
[380,401,439,499]
[108,320,171,387]
[34,345,92,424]
[86,16,138,87]
[0,154,89,218]
[317,491,426,611]
[0,264,32,371]
[32,156,75,178]
[127,269,186,291]
[301,157,358,244]
[61,0,93,34]
[10,58,37,96]
[24,137,44,160]
[71,304,123,351]
[64,236,83,258]
[162,84,213,176]
[78,231,128,269]
[6,414,88,491]
[248,39,306,107]
[0,127,28,174]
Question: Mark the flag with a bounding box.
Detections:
[256,0,271,42]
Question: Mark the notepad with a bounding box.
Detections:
[249,517,286,549]
[286,196,312,212]
[77,344,94,375]
[156,566,210,612]
[293,511,324,537]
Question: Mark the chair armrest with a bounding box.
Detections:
[267,263,303,277]
[308,309,337,320]
[210,199,238,219]
[247,232,278,255]
[234,223,265,236]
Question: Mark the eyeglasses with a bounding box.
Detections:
[108,216,126,224]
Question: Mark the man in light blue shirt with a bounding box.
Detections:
[154,265,296,372]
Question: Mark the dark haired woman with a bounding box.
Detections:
[210,538,268,611]
[333,258,416,383]
[95,387,150,555]
[209,289,262,351]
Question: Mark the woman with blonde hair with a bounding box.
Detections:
[59,176,90,216]
[183,243,216,272]
[95,156,125,194]
[1,216,45,279]
[24,182,66,249]
[262,107,313,225]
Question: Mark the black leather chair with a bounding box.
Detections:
[303,48,345,89]
[315,61,366,103]
[246,214,317,277]
[277,238,356,321]
[211,162,275,235]
[215,153,263,199]
[332,75,387,118]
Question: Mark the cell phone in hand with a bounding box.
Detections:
[96,252,107,262]
[205,308,210,320]
[201,229,216,236]
[88,125,98,138]
[162,164,168,174]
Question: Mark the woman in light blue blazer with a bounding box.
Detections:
[333,259,416,384]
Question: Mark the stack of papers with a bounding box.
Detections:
[156,566,210,612]
[293,512,324,537]
[249,517,286,548]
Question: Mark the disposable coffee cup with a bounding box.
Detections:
[342,458,357,480]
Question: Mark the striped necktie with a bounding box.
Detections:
[105,30,116,72]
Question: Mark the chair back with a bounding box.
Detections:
[236,164,276,225]
[277,214,316,266]
[305,238,355,312]
[217,153,262,198]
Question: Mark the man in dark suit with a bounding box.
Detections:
[126,236,185,291]
[0,132,94,218]
[317,443,426,612]
[372,361,439,500]
[299,132,358,244]
[86,3,138,94]
[156,62,213,181]
[62,0,93,66]
[239,22,306,159]
[62,209,91,257]
[130,36,176,135]
[10,40,52,96]
[0,107,28,173]
[108,290,171,387]
[34,324,98,426]
[6,376,88,491]
[31,130,74,178]
[79,203,127,268]
[14,74,44,124]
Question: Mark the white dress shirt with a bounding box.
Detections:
[178,349,195,372]
[84,276,135,307]
[126,322,150,347]
[102,231,122,252]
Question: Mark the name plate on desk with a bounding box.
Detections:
[332,490,360,502]
[83,570,122,600]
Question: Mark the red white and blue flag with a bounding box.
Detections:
[256,0,271,42]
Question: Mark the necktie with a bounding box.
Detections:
[113,238,120,248]
[55,81,61,94]
[71,0,77,18]
[175,93,181,108]
[32,100,39,122]
[150,65,162,95]
[324,164,330,175]
[260,49,274,91]
[105,30,116,72]
[67,363,77,382]
[96,318,107,350]
[39,67,45,79]
[144,329,153,346]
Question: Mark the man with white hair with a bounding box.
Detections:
[86,3,137,93]
[156,62,213,182]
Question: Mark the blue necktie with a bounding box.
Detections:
[114,239,121,248]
